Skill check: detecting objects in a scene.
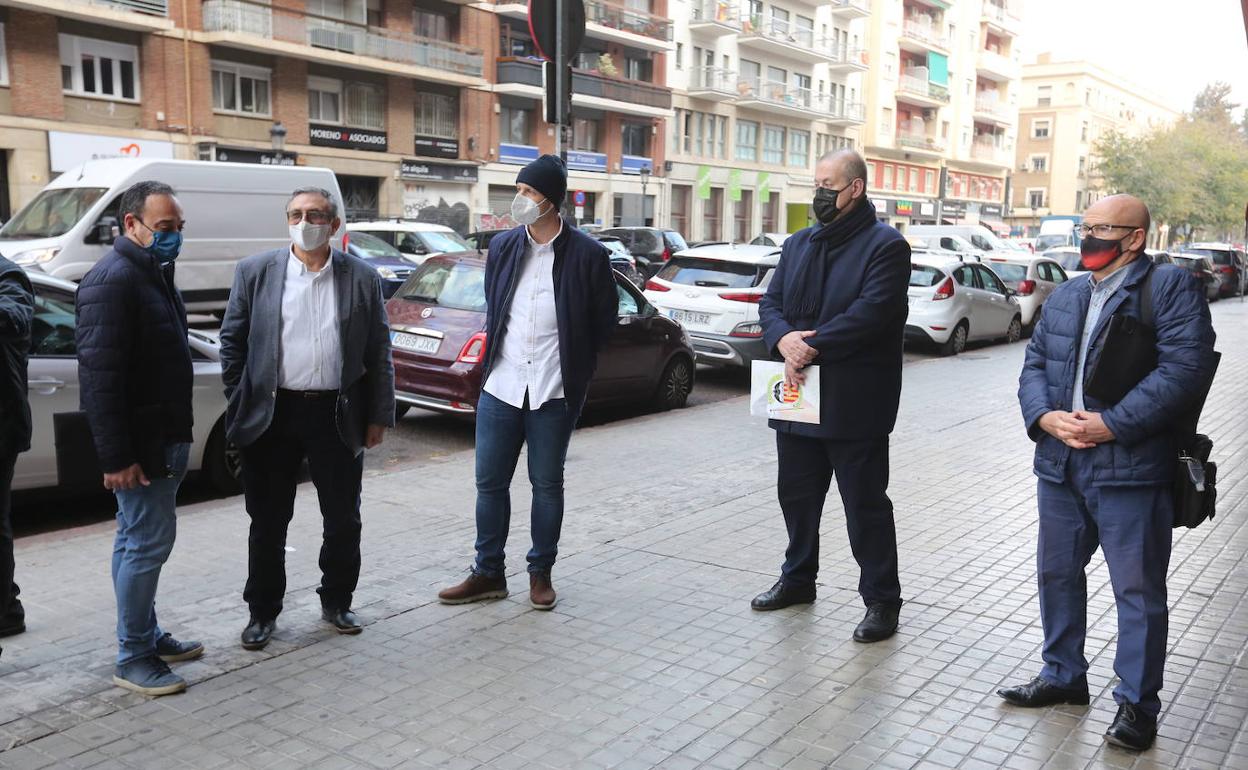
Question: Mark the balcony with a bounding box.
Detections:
[976,49,1018,82]
[583,0,674,53]
[687,66,738,102]
[970,140,1011,167]
[0,0,175,31]
[896,74,950,108]
[981,1,1020,36]
[739,18,842,65]
[896,132,946,156]
[736,79,853,122]
[826,101,866,126]
[828,0,871,19]
[973,96,1013,125]
[494,57,672,118]
[827,46,870,73]
[201,0,485,86]
[899,19,950,54]
[689,1,741,37]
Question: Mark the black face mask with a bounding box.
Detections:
[812,187,845,225]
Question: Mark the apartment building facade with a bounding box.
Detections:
[859,0,1020,235]
[1009,54,1180,236]
[0,0,669,232]
[663,0,869,241]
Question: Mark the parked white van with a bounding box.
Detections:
[0,158,344,311]
[906,225,1013,256]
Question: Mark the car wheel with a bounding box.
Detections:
[204,420,242,495]
[1005,315,1023,344]
[940,321,968,356]
[653,356,694,411]
[395,403,411,421]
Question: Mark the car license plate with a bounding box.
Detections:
[391,331,440,354]
[669,309,712,327]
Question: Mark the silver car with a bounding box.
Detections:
[15,271,239,494]
[980,255,1070,329]
[906,256,1023,356]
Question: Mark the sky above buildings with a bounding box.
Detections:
[1020,0,1248,118]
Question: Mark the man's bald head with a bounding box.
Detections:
[1086,194,1150,234]
[816,149,868,187]
[813,150,869,223]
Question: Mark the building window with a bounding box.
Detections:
[413,8,452,39]
[0,24,8,87]
[1081,121,1089,142]
[924,170,935,193]
[762,125,785,165]
[717,115,728,159]
[1032,119,1051,139]
[671,185,691,236]
[308,77,341,123]
[909,168,919,192]
[676,42,684,70]
[415,92,457,139]
[735,120,759,162]
[733,189,753,242]
[694,112,705,157]
[681,110,693,154]
[788,130,809,168]
[883,165,894,190]
[1037,85,1051,107]
[500,105,532,145]
[624,56,653,82]
[1029,154,1048,172]
[704,187,723,241]
[1028,188,1046,208]
[309,78,383,129]
[621,122,649,156]
[572,117,600,152]
[761,194,779,233]
[59,34,139,101]
[866,162,876,186]
[212,62,271,117]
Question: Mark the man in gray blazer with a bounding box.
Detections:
[219,186,394,650]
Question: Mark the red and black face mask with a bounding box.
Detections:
[1080,232,1134,271]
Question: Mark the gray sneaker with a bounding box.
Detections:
[113,656,187,696]
[155,632,204,663]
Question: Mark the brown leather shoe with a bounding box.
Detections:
[529,572,557,610]
[437,572,508,605]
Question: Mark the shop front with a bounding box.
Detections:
[399,159,477,236]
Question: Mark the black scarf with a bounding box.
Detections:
[784,196,877,324]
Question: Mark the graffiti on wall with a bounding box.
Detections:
[402,184,471,236]
[477,212,518,231]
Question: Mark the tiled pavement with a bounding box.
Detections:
[2,302,1247,770]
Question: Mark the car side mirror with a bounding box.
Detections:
[1004,287,1019,297]
[618,314,635,325]
[88,216,119,245]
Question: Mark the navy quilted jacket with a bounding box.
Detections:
[1018,256,1217,487]
[76,237,193,473]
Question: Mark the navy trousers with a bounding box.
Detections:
[775,432,902,608]
[1036,448,1173,717]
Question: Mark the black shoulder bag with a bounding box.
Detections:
[1085,266,1220,528]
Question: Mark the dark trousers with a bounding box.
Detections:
[241,391,363,621]
[0,453,23,629]
[1037,449,1172,717]
[775,432,902,607]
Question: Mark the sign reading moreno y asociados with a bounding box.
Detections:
[309,124,388,152]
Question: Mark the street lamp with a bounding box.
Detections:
[269,121,287,164]
[639,165,651,225]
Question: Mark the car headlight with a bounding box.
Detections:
[376,266,399,280]
[12,247,60,266]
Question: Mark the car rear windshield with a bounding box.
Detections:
[347,231,403,259]
[656,257,762,288]
[664,231,689,251]
[988,262,1028,282]
[909,265,944,287]
[399,261,486,312]
[1184,248,1232,265]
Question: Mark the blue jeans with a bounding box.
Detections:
[473,391,577,578]
[1036,448,1172,717]
[112,443,189,666]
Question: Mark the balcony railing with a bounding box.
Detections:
[898,74,950,103]
[828,100,865,122]
[973,97,1011,119]
[828,0,871,14]
[830,45,870,68]
[584,0,673,43]
[982,1,1020,29]
[573,67,672,109]
[901,19,949,50]
[737,78,860,120]
[690,0,741,29]
[497,56,544,87]
[202,0,484,77]
[85,0,168,14]
[897,132,946,152]
[977,49,1015,76]
[689,66,738,95]
[971,141,1008,162]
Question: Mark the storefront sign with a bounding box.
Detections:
[895,200,914,217]
[566,150,607,172]
[48,130,174,173]
[981,204,1003,217]
[621,155,654,175]
[757,172,772,203]
[309,124,388,152]
[696,165,712,200]
[213,146,297,166]
[919,202,936,217]
[728,169,743,202]
[941,200,967,217]
[871,199,888,215]
[499,143,540,165]
[414,134,459,159]
[399,159,478,183]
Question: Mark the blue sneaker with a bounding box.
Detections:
[155,632,204,663]
[113,656,187,696]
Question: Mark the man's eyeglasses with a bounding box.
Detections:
[286,210,332,225]
[1076,224,1141,238]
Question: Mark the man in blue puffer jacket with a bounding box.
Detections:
[1000,195,1218,752]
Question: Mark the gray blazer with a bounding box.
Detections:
[219,248,395,455]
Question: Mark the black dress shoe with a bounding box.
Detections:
[750,581,816,611]
[997,676,1090,707]
[241,617,276,650]
[1104,703,1157,752]
[853,602,900,643]
[322,607,362,635]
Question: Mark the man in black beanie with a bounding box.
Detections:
[438,154,618,610]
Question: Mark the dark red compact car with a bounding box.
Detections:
[385,252,696,419]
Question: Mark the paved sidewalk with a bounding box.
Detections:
[2,302,1246,770]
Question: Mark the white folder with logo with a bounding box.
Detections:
[749,361,821,424]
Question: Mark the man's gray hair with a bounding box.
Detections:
[119,180,176,221]
[817,149,868,184]
[287,187,339,219]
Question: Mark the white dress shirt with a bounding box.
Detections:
[278,248,342,390]
[483,222,565,409]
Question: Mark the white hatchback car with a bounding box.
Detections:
[15,271,238,494]
[642,244,781,368]
[906,255,1023,356]
[345,221,471,264]
[980,255,1070,329]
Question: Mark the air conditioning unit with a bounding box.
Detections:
[1018,163,1029,171]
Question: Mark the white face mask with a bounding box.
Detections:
[290,221,332,251]
[511,193,548,227]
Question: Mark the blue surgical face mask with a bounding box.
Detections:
[139,220,183,262]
